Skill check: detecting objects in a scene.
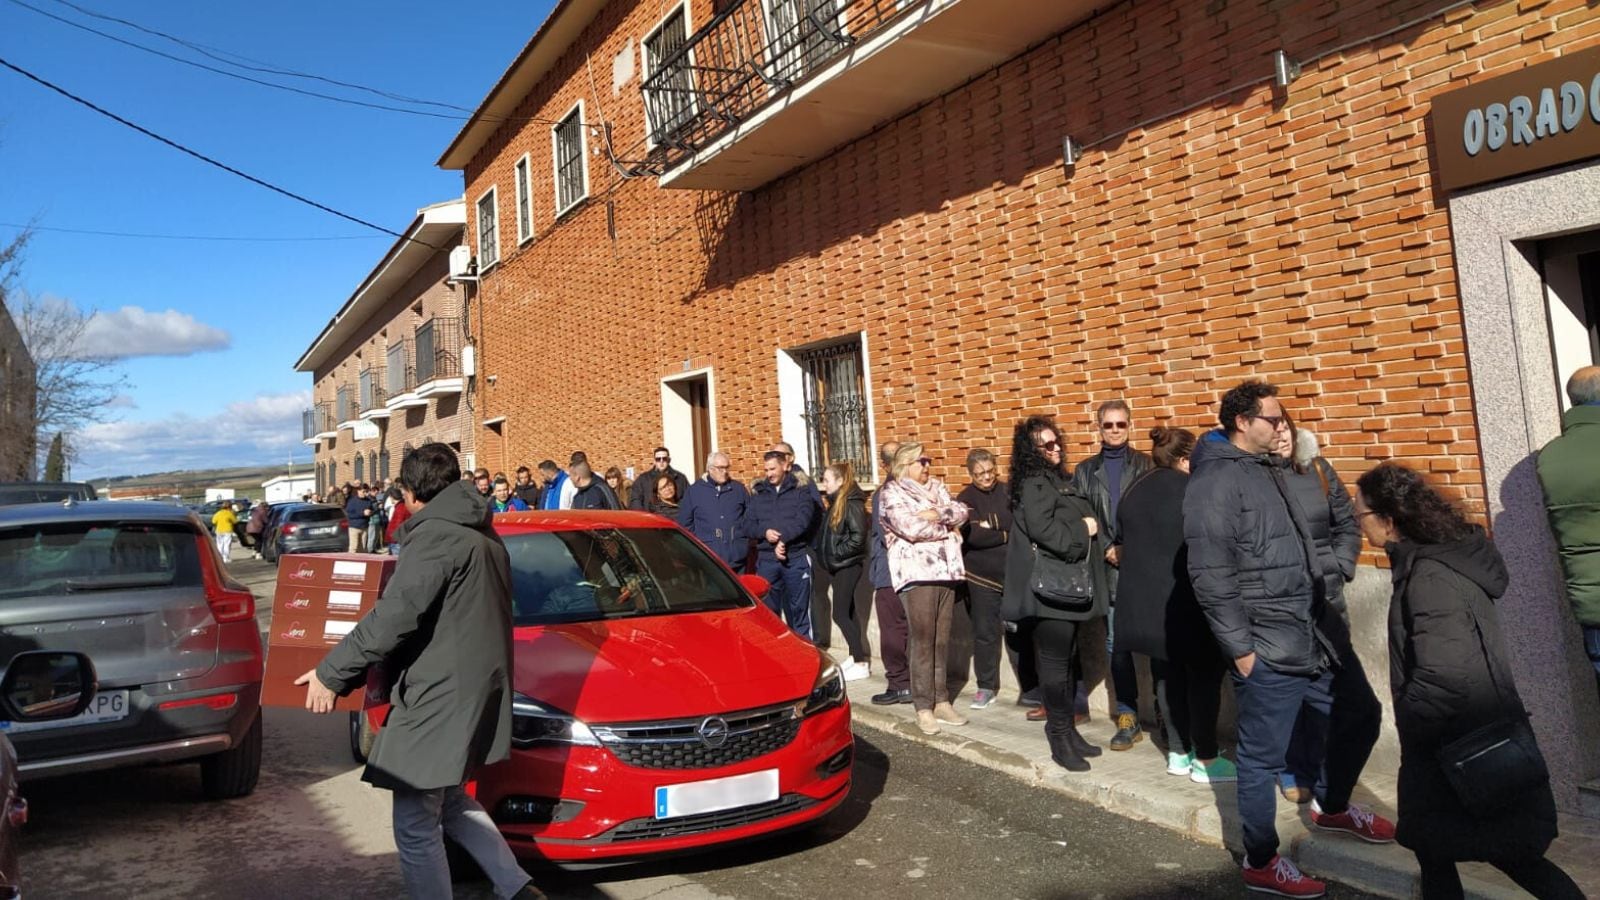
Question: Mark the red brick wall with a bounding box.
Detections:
[459,0,1600,531]
[310,246,475,491]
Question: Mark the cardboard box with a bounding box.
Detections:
[261,553,396,710]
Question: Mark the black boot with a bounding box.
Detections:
[1065,725,1102,758]
[1046,729,1090,772]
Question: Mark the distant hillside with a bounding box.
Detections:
[91,464,311,502]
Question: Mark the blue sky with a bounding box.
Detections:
[0,0,551,478]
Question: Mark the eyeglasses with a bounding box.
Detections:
[1035,440,1061,452]
[709,464,730,471]
[1101,421,1129,431]
[916,457,933,467]
[1249,414,1288,430]
[1355,510,1379,520]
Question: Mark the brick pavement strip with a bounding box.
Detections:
[841,673,1600,900]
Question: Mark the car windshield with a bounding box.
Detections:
[505,528,751,625]
[0,522,202,599]
[293,507,346,523]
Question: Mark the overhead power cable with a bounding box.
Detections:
[0,54,425,244]
[3,0,607,129]
[43,0,474,113]
[0,222,383,242]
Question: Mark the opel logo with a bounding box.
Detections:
[697,716,730,749]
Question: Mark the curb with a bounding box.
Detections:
[848,698,1532,899]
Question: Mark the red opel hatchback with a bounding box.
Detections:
[366,510,854,863]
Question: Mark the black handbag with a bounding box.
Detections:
[1432,593,1549,817]
[1030,543,1094,613]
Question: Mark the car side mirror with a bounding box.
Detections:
[738,573,771,601]
[0,651,97,722]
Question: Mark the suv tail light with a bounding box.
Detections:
[338,520,349,530]
[195,534,256,623]
[281,522,300,535]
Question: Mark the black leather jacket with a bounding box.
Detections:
[818,488,868,572]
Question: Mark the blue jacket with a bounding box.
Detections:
[742,472,818,561]
[539,471,568,510]
[679,476,749,569]
[868,488,892,589]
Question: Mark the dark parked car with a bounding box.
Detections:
[0,651,97,896]
[0,483,97,506]
[261,503,349,563]
[0,501,263,799]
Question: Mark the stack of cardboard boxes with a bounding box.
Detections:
[260,553,395,710]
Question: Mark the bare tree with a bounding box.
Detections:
[11,289,129,469]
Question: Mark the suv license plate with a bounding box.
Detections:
[308,526,336,535]
[0,690,131,734]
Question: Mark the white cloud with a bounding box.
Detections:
[73,390,313,478]
[105,395,139,409]
[77,305,231,358]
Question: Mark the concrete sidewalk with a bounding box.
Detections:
[841,669,1600,899]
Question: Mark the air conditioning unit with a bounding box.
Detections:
[462,344,476,378]
[448,246,474,279]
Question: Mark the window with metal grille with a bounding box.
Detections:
[353,454,363,484]
[514,155,533,244]
[797,338,869,480]
[476,186,499,269]
[368,452,377,484]
[763,0,842,84]
[642,5,695,147]
[552,104,588,217]
[378,449,390,481]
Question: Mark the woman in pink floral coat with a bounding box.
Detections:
[881,441,971,735]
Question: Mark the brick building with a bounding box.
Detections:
[438,1,1600,811]
[0,295,36,480]
[296,200,474,496]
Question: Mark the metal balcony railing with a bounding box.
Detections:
[302,402,334,439]
[628,0,908,174]
[386,340,414,397]
[359,365,386,411]
[415,317,462,386]
[336,386,354,424]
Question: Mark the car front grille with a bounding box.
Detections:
[592,702,802,770]
[604,794,816,843]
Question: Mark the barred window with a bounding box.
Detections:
[476,187,499,269]
[642,5,695,147]
[354,454,364,484]
[763,0,841,84]
[514,155,533,244]
[378,449,390,481]
[798,337,870,481]
[552,104,589,216]
[368,452,377,484]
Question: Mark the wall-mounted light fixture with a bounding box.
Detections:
[1061,136,1081,175]
[1272,50,1301,89]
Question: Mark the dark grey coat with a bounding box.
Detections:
[1386,533,1557,862]
[317,480,514,791]
[1183,431,1324,675]
[1072,447,1152,598]
[1002,469,1109,623]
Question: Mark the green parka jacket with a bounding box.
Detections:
[1536,404,1600,627]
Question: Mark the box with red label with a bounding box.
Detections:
[261,553,396,710]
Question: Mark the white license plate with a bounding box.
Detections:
[308,526,337,535]
[654,768,779,820]
[0,690,130,734]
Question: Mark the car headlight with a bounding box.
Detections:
[797,652,846,717]
[511,694,600,747]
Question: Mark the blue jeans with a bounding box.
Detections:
[1585,626,1600,695]
[757,553,814,641]
[1106,610,1139,716]
[1231,653,1381,867]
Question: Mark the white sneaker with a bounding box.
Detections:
[842,659,871,682]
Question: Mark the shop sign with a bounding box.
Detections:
[1431,45,1600,192]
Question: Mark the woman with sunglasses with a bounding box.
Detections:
[1001,415,1108,771]
[880,442,971,735]
[1354,463,1581,900]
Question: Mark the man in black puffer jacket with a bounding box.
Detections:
[1184,381,1394,899]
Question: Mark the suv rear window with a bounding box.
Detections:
[291,507,346,523]
[0,522,202,599]
[505,528,751,626]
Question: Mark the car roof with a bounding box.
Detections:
[0,499,202,527]
[491,509,679,533]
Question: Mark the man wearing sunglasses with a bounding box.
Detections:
[1184,380,1393,899]
[629,446,691,512]
[1070,399,1153,751]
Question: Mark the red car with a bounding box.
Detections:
[358,510,854,863]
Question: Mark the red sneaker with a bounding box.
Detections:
[1309,800,1397,843]
[1242,855,1326,898]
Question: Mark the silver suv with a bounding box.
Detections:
[0,500,263,799]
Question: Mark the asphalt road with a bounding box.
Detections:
[13,556,1384,899]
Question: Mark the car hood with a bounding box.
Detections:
[512,606,822,724]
